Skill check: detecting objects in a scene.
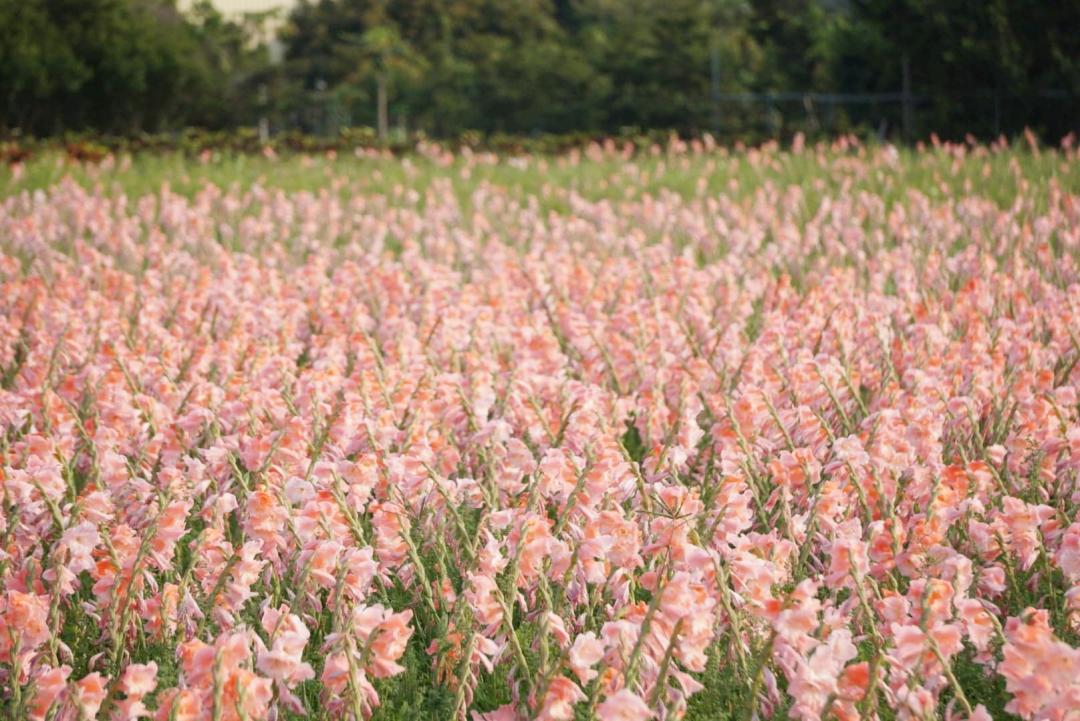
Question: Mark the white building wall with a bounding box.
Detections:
[178,0,297,17]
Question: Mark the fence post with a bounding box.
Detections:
[258,83,270,144]
[901,53,913,142]
[994,90,1001,136]
[803,93,818,135]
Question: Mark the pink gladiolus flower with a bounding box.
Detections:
[596,689,653,721]
[1000,609,1080,720]
[256,606,315,687]
[72,673,108,719]
[568,632,605,684]
[120,661,159,698]
[2,142,1078,721]
[537,677,586,721]
[0,590,50,661]
[28,665,71,721]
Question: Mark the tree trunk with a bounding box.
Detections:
[376,74,388,140]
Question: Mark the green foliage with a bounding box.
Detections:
[2,0,1078,140]
[830,0,1080,138]
[271,0,1080,140]
[621,420,647,464]
[4,140,1076,212]
[0,0,271,135]
[950,652,1019,721]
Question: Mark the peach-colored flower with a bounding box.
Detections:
[3,141,1079,721]
[72,673,108,719]
[256,606,315,687]
[153,689,200,721]
[537,676,586,721]
[596,689,652,721]
[1000,609,1080,720]
[28,665,70,721]
[120,661,159,698]
[0,590,50,661]
[568,632,605,684]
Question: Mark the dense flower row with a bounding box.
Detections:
[1,143,1079,720]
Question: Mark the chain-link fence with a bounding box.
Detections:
[706,90,1079,143]
[268,86,1079,143]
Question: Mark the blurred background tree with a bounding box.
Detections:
[1,0,1077,141]
[0,0,271,135]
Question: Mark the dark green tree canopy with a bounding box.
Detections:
[2,0,1078,140]
[1,0,270,136]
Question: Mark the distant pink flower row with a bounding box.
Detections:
[1,145,1079,721]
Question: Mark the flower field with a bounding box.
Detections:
[2,138,1080,721]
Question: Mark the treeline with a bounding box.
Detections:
[1,1,272,135]
[3,0,1079,142]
